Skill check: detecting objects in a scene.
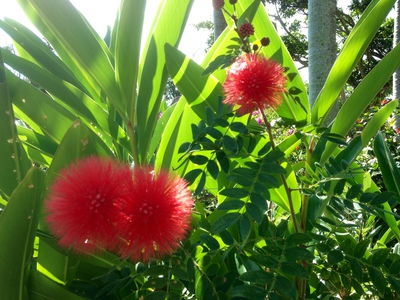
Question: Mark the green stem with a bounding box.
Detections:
[259,108,300,233]
[127,119,140,166]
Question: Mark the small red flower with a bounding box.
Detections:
[239,22,255,37]
[380,99,389,105]
[223,53,287,115]
[212,0,224,10]
[117,167,193,262]
[45,156,133,254]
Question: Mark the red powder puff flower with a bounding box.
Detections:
[117,167,193,262]
[223,53,287,115]
[45,156,133,254]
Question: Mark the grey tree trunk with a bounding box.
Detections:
[394,0,400,135]
[308,0,337,116]
[213,7,227,41]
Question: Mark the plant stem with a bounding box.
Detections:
[127,119,140,166]
[259,108,300,233]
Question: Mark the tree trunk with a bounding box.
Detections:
[394,0,400,136]
[213,8,227,41]
[308,0,337,116]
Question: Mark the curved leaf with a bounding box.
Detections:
[312,0,397,125]
[0,167,45,299]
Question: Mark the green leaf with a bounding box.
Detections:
[2,49,128,151]
[189,155,209,165]
[45,119,112,184]
[239,215,252,242]
[113,0,145,111]
[24,0,123,112]
[374,132,400,197]
[222,135,238,153]
[137,0,194,164]
[27,271,84,300]
[275,275,296,299]
[328,249,344,265]
[200,234,220,251]
[285,246,314,261]
[0,51,30,196]
[250,254,279,269]
[263,150,285,163]
[280,262,309,278]
[370,191,396,206]
[194,171,206,196]
[250,193,269,212]
[211,213,241,234]
[184,169,202,185]
[164,43,223,128]
[312,0,397,126]
[230,122,249,134]
[220,188,249,198]
[346,184,362,200]
[7,70,76,144]
[206,160,219,180]
[368,267,386,297]
[354,239,370,258]
[286,233,313,246]
[246,203,263,224]
[388,276,400,294]
[216,150,230,173]
[230,284,267,299]
[0,18,88,93]
[0,167,45,299]
[371,248,390,267]
[350,258,364,282]
[239,270,274,284]
[217,199,245,210]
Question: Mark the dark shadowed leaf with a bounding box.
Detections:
[211,213,241,234]
[328,250,344,265]
[207,160,219,180]
[246,203,263,224]
[371,248,390,267]
[368,267,386,297]
[184,168,202,185]
[220,188,249,198]
[354,239,370,258]
[239,270,274,284]
[217,199,245,210]
[200,234,220,251]
[285,246,314,261]
[280,261,309,278]
[230,284,267,299]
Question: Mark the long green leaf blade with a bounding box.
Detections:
[23,0,123,113]
[0,167,45,299]
[114,0,146,111]
[312,0,396,125]
[374,132,400,196]
[136,0,194,164]
[0,50,30,196]
[320,43,400,163]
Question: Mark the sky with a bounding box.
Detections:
[0,0,213,63]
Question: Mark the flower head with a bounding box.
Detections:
[239,22,255,38]
[212,0,224,10]
[223,53,287,115]
[117,167,193,262]
[45,156,133,254]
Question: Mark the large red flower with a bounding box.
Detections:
[45,156,133,254]
[117,167,193,262]
[223,53,287,115]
